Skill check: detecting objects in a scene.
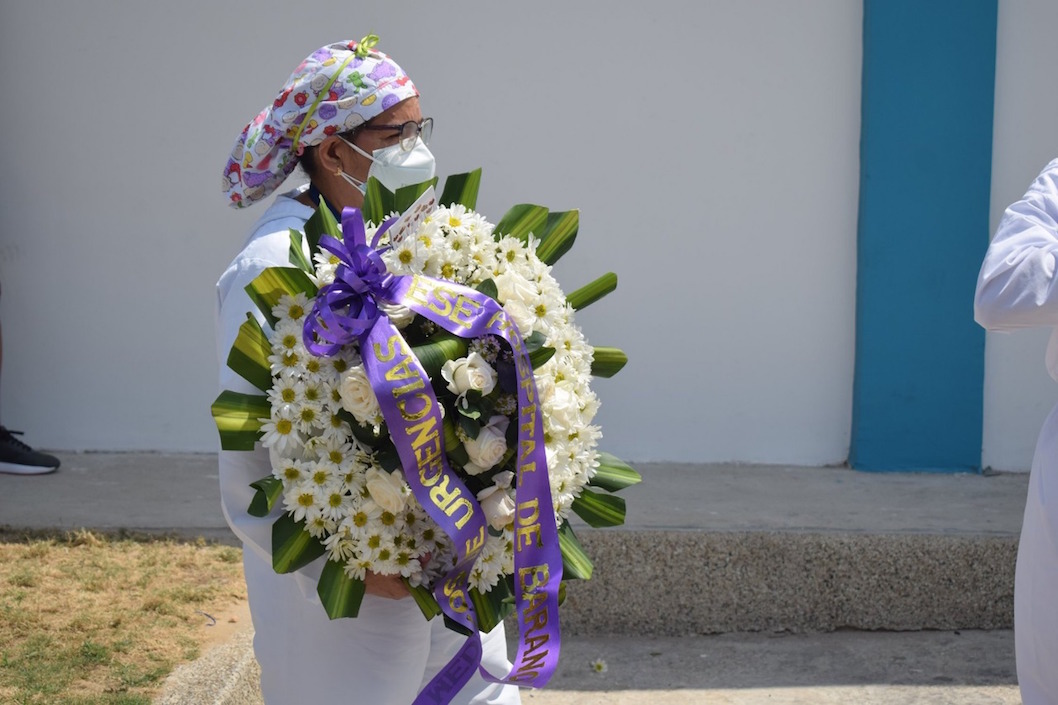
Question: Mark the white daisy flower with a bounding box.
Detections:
[321,486,354,522]
[305,512,336,538]
[319,410,353,444]
[495,237,526,272]
[324,530,355,563]
[387,239,428,275]
[272,318,306,351]
[268,345,305,376]
[259,407,302,455]
[267,375,302,410]
[293,400,325,434]
[343,556,372,582]
[313,250,341,285]
[304,461,337,489]
[284,483,319,523]
[273,457,310,485]
[272,292,311,324]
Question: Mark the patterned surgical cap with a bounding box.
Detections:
[223,36,419,208]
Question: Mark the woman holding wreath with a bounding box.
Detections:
[216,37,520,705]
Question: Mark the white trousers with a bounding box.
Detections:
[243,549,521,705]
[1015,404,1058,704]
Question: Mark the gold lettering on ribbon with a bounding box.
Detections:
[372,333,402,362]
[516,499,542,550]
[393,377,426,397]
[419,455,444,487]
[446,292,483,329]
[518,403,538,472]
[443,571,469,613]
[512,563,552,682]
[403,275,431,309]
[487,309,509,332]
[406,415,437,451]
[398,393,432,422]
[465,525,485,555]
[406,276,484,331]
[429,474,475,529]
[405,416,444,487]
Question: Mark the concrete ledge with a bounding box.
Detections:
[561,530,1016,635]
[151,527,1018,704]
[154,630,261,705]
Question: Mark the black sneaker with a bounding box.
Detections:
[0,427,60,475]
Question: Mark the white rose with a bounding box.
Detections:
[534,374,556,405]
[476,485,516,530]
[441,353,497,397]
[365,468,407,513]
[339,366,382,426]
[462,415,510,474]
[546,385,581,433]
[494,270,539,305]
[503,300,535,336]
[379,301,415,329]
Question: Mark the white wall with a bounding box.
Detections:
[983,0,1058,471]
[0,1,862,464]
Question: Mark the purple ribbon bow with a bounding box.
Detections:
[302,212,396,356]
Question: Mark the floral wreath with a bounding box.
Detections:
[213,170,639,701]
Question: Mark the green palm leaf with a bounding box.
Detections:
[469,579,514,634]
[211,391,269,450]
[271,514,326,574]
[567,272,617,311]
[443,614,475,637]
[557,521,593,580]
[589,452,642,492]
[443,417,470,467]
[404,581,442,620]
[529,346,556,369]
[227,315,273,392]
[245,267,317,328]
[590,347,628,378]
[571,488,627,528]
[411,332,468,379]
[248,476,282,518]
[494,204,549,244]
[439,169,483,210]
[535,210,579,265]
[317,559,366,619]
[288,230,314,273]
[361,177,394,226]
[394,179,438,215]
[303,201,341,254]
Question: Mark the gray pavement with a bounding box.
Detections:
[0,452,233,542]
[156,629,1020,705]
[0,453,1031,703]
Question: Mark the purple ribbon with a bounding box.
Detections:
[303,208,563,703]
[302,213,396,356]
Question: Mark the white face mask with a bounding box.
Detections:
[338,136,436,194]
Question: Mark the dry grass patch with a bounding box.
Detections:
[0,530,247,705]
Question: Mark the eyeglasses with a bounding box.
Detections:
[358,117,433,152]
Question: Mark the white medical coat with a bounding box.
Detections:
[975,158,1058,705]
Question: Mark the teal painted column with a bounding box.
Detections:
[850,0,996,472]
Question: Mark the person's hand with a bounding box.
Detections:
[363,570,409,599]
